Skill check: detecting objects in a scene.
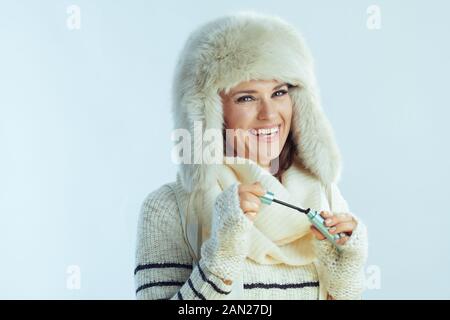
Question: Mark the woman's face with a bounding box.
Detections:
[220,79,293,169]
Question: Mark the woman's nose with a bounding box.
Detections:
[257,98,277,120]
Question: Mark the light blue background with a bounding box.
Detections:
[1,0,449,299]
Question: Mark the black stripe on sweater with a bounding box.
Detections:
[197,264,231,295]
[188,279,206,300]
[136,281,184,294]
[134,262,192,275]
[244,281,319,290]
[177,291,183,300]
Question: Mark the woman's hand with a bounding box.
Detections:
[238,182,266,222]
[310,210,357,246]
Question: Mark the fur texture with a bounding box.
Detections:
[171,11,342,192]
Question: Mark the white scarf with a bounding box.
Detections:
[181,156,343,299]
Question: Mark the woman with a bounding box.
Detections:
[134,11,368,300]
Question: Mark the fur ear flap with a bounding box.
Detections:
[289,85,342,185]
[178,90,225,193]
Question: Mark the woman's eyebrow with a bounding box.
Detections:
[272,83,288,90]
[231,83,288,96]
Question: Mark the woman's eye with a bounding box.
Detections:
[273,90,288,97]
[236,95,254,103]
[235,90,287,103]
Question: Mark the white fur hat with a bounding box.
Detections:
[171,11,342,193]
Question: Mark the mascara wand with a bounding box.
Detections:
[259,191,345,251]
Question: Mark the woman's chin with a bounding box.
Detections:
[235,140,283,164]
[248,153,281,167]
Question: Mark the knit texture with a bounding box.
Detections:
[200,183,253,282]
[134,179,368,300]
[313,215,368,300]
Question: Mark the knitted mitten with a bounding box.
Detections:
[313,214,369,299]
[200,182,253,283]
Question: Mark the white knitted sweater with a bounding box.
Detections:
[134,178,368,300]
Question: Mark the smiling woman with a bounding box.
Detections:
[220,79,297,180]
[135,11,368,300]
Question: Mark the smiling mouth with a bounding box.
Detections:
[248,125,280,137]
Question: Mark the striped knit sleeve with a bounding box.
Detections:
[134,184,234,300]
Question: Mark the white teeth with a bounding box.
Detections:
[249,126,279,136]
